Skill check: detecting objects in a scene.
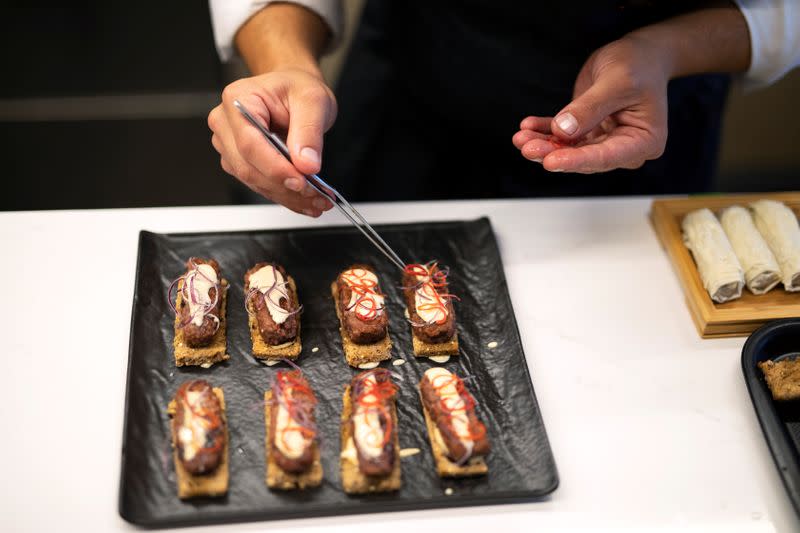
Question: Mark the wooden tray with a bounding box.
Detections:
[650,192,800,338]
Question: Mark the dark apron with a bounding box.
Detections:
[322,0,730,200]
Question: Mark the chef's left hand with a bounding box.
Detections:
[512,35,669,173]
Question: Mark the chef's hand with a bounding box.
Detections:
[207,3,336,217]
[512,36,668,173]
[512,3,750,174]
[208,70,336,216]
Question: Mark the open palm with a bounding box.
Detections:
[512,37,669,174]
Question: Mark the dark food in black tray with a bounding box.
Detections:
[171,380,225,474]
[402,262,457,344]
[268,370,317,473]
[265,369,323,490]
[167,379,229,500]
[419,367,490,477]
[244,262,300,346]
[336,264,389,344]
[347,369,398,478]
[742,318,800,517]
[168,257,230,368]
[118,217,558,527]
[172,258,223,348]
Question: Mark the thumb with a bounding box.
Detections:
[551,80,624,140]
[286,89,332,175]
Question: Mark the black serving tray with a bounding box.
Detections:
[118,217,558,528]
[742,318,800,517]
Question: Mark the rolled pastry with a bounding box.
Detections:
[750,200,800,292]
[682,208,744,303]
[720,206,781,295]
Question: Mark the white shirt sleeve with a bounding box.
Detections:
[732,0,800,88]
[208,0,344,63]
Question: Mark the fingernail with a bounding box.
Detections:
[313,198,328,210]
[555,113,578,135]
[302,209,319,217]
[284,178,303,192]
[531,158,543,163]
[550,168,565,173]
[300,146,320,166]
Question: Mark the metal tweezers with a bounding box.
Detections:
[234,100,406,271]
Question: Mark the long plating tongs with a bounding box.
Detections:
[234,100,406,271]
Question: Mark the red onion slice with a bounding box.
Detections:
[167,263,222,329]
[281,357,303,372]
[166,276,184,315]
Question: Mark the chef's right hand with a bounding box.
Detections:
[208,69,337,217]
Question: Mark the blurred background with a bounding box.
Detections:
[1,2,797,211]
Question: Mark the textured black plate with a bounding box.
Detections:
[118,217,558,528]
[742,318,800,517]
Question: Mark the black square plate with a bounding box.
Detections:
[118,217,558,528]
[742,318,800,517]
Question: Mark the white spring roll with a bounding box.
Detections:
[682,208,744,303]
[750,200,800,292]
[720,206,781,295]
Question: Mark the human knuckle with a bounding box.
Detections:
[301,85,329,105]
[650,145,665,160]
[221,83,240,104]
[232,162,251,181]
[239,131,266,163]
[625,158,646,170]
[237,135,256,159]
[207,108,220,130]
[649,137,667,160]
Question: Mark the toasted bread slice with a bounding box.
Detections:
[168,387,229,499]
[264,391,323,490]
[173,280,230,367]
[759,359,800,401]
[340,385,401,494]
[248,276,302,361]
[412,331,459,359]
[331,281,392,367]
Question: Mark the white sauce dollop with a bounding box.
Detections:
[399,447,420,458]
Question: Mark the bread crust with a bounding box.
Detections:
[340,385,401,494]
[331,281,392,367]
[412,330,459,359]
[173,279,230,367]
[759,359,800,401]
[264,391,323,490]
[167,387,229,499]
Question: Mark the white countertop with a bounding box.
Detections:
[0,198,794,532]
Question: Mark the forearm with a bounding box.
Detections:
[235,3,329,76]
[628,2,751,79]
